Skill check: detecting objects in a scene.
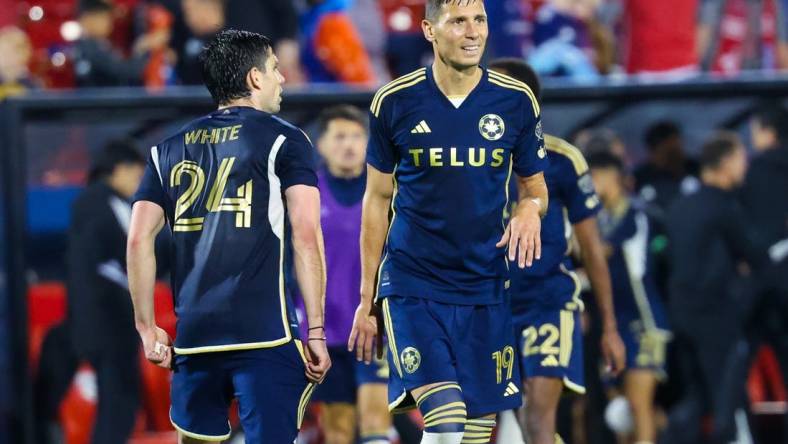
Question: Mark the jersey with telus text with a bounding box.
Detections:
[367,67,548,305]
[133,106,317,354]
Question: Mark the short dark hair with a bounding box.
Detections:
[700,132,742,171]
[88,138,144,183]
[317,105,367,135]
[644,120,681,152]
[79,0,113,14]
[753,102,788,142]
[199,29,273,106]
[425,0,478,21]
[586,150,624,173]
[489,58,541,100]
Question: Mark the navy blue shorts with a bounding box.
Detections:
[618,316,671,373]
[311,346,389,404]
[382,295,522,417]
[513,304,585,394]
[170,340,314,442]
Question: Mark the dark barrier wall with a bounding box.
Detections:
[1,76,787,442]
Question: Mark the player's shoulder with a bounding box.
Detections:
[486,69,540,117]
[369,67,429,117]
[544,134,588,176]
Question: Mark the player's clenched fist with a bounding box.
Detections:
[138,325,173,369]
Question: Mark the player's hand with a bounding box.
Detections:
[139,325,173,370]
[600,328,626,376]
[348,301,379,364]
[305,335,331,383]
[497,200,542,268]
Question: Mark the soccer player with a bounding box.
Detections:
[348,2,549,443]
[488,59,625,444]
[308,105,392,444]
[127,30,330,443]
[588,152,670,444]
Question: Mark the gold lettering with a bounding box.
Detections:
[409,148,424,167]
[200,129,212,144]
[469,148,486,167]
[229,125,242,141]
[491,148,505,167]
[208,128,219,144]
[429,148,443,167]
[184,130,201,145]
[221,126,231,142]
[449,148,464,166]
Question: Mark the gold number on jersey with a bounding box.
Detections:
[170,158,252,232]
[491,345,515,384]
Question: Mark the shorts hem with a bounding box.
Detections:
[169,410,231,441]
[563,377,586,394]
[173,335,291,355]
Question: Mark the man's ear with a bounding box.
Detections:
[247,67,263,92]
[422,19,436,43]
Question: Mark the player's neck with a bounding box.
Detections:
[219,97,263,112]
[327,163,364,179]
[701,171,735,191]
[431,61,482,98]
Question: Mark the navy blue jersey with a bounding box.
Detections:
[133,106,318,354]
[367,67,547,305]
[510,135,600,309]
[597,199,668,334]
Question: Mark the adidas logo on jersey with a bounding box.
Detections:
[541,355,559,367]
[411,120,432,134]
[504,382,520,397]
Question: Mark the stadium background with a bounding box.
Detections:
[0,0,787,443]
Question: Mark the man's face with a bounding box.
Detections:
[318,119,367,173]
[113,163,145,199]
[254,51,285,114]
[722,146,748,187]
[590,166,623,205]
[424,1,489,70]
[750,118,776,152]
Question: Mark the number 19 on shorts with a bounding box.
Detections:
[491,346,515,384]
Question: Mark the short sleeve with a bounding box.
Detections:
[133,150,167,208]
[564,169,601,224]
[512,101,548,177]
[276,134,318,189]
[365,109,398,173]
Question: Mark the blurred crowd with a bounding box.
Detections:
[1,0,788,99]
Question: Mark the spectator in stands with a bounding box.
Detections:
[300,0,376,84]
[0,26,36,99]
[169,0,224,85]
[74,0,169,87]
[224,0,305,84]
[663,133,767,444]
[618,0,699,76]
[348,0,391,83]
[528,0,610,79]
[699,0,788,74]
[633,121,700,213]
[380,0,432,77]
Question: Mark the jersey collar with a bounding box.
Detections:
[426,64,488,110]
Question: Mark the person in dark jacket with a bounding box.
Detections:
[34,140,146,444]
[73,0,168,87]
[662,132,766,444]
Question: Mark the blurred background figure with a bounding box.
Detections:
[34,140,146,444]
[633,121,700,214]
[0,25,36,99]
[699,0,788,74]
[168,0,224,85]
[73,0,169,87]
[379,0,432,77]
[300,0,376,85]
[662,133,764,444]
[589,151,671,444]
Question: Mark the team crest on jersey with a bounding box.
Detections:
[535,121,544,140]
[479,114,505,141]
[400,347,421,374]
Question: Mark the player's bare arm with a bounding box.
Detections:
[286,184,331,383]
[348,164,393,364]
[498,172,548,268]
[127,201,171,369]
[574,217,626,375]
